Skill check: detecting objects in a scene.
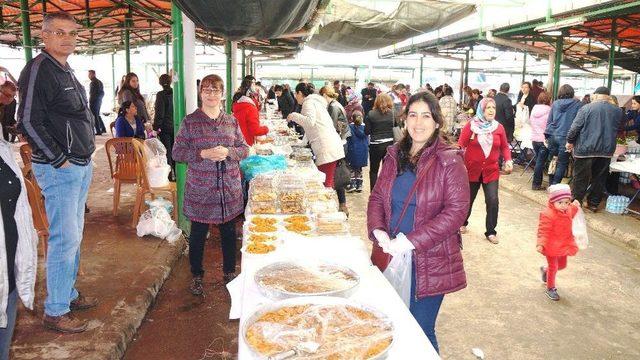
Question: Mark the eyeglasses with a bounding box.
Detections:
[201,87,222,95]
[43,29,79,38]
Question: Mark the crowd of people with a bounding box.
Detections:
[2,10,640,360]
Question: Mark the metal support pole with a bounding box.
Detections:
[607,19,616,90]
[241,46,246,79]
[20,0,32,62]
[464,49,470,86]
[231,41,238,96]
[552,36,563,99]
[521,52,527,84]
[171,2,187,229]
[459,61,465,105]
[225,41,233,113]
[125,7,132,73]
[419,55,424,87]
[111,52,116,109]
[165,34,169,74]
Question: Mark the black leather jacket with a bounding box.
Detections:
[17,51,95,167]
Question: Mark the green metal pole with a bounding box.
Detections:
[125,6,132,73]
[171,2,187,229]
[607,19,616,90]
[419,56,424,87]
[111,52,115,108]
[552,36,563,99]
[165,34,169,74]
[20,0,32,62]
[464,49,470,86]
[225,40,233,113]
[521,52,527,84]
[241,46,246,78]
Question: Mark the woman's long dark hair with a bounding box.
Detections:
[232,78,254,103]
[118,100,134,118]
[396,91,451,174]
[118,72,144,101]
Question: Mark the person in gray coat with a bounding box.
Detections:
[566,87,622,212]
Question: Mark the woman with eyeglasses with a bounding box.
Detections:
[172,74,249,295]
[117,72,150,123]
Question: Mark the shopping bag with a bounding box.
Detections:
[572,207,589,250]
[333,158,351,190]
[382,247,413,308]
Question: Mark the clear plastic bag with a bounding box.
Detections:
[382,234,412,308]
[143,138,171,187]
[572,207,589,250]
[136,206,181,243]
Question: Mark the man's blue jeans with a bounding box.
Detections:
[410,266,445,354]
[545,136,570,185]
[532,141,549,187]
[32,162,92,317]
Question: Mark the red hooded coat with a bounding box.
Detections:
[537,202,579,257]
[232,96,268,146]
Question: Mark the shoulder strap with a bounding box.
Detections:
[392,156,436,236]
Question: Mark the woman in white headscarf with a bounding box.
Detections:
[458,98,512,244]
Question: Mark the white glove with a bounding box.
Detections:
[373,229,391,251]
[386,233,415,255]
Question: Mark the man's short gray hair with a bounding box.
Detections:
[42,12,77,30]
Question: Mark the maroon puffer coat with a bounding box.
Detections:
[367,138,470,299]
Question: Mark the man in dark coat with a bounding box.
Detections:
[494,82,515,142]
[88,70,106,135]
[361,82,377,116]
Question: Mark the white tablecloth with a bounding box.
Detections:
[610,159,640,175]
[230,222,440,359]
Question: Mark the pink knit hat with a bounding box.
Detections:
[548,184,572,203]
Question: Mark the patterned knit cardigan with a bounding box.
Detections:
[172,109,249,224]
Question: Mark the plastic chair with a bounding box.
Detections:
[131,139,177,227]
[105,138,138,216]
[23,176,49,261]
[110,121,116,137]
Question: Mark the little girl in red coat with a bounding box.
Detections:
[537,184,580,301]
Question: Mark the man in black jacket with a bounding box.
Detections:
[154,74,174,180]
[361,82,377,116]
[17,12,97,334]
[88,70,106,135]
[494,82,515,142]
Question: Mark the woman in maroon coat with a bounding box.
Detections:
[367,91,470,354]
[172,74,249,295]
[458,97,512,244]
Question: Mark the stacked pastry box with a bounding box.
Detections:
[242,170,350,256]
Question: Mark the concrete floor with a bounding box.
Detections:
[125,170,640,360]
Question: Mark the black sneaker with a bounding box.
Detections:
[540,266,547,283]
[532,184,544,191]
[189,276,203,295]
[587,204,599,213]
[545,287,560,301]
[345,185,357,193]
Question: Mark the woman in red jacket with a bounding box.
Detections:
[367,91,470,354]
[232,78,268,146]
[536,184,580,301]
[458,97,512,244]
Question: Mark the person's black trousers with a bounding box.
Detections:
[464,180,499,237]
[571,157,611,207]
[158,131,175,173]
[90,99,106,134]
[369,141,392,191]
[189,219,237,277]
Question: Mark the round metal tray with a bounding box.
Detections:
[242,296,394,360]
[254,261,360,300]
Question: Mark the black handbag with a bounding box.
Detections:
[333,158,351,190]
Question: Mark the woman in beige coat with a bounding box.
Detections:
[0,139,38,359]
[287,83,345,188]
